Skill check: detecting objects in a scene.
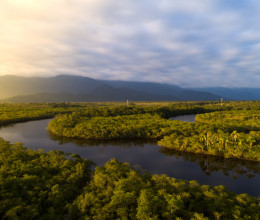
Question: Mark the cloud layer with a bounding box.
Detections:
[1,0,260,87]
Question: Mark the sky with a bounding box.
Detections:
[1,0,260,87]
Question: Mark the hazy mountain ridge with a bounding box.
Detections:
[0,93,105,103]
[101,80,183,95]
[0,75,104,99]
[2,89,179,103]
[102,80,224,101]
[190,87,260,100]
[1,75,257,102]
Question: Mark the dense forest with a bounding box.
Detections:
[1,101,259,126]
[0,103,84,126]
[47,101,260,161]
[0,101,220,127]
[0,139,259,219]
[0,138,93,219]
[0,101,260,218]
[159,110,260,161]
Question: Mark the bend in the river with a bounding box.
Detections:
[0,115,259,196]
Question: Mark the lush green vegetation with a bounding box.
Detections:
[1,101,259,126]
[159,130,260,161]
[195,110,260,132]
[1,102,260,218]
[0,138,93,219]
[70,159,259,220]
[0,101,216,128]
[48,114,174,139]
[47,102,260,161]
[0,139,259,219]
[0,103,85,126]
[159,110,260,161]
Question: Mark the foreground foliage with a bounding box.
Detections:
[0,138,93,219]
[0,140,259,219]
[69,159,260,220]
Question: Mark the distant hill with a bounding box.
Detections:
[0,75,104,99]
[0,75,225,102]
[86,85,181,101]
[101,80,183,95]
[190,87,260,100]
[2,90,179,103]
[102,80,223,101]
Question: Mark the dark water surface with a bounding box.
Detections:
[0,116,259,196]
[169,114,197,122]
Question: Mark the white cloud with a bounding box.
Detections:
[0,0,260,87]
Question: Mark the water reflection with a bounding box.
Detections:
[49,132,260,180]
[159,148,260,179]
[169,114,196,122]
[0,118,259,196]
[49,132,156,148]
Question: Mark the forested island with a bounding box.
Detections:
[47,102,260,161]
[0,101,260,219]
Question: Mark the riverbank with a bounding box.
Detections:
[0,138,259,219]
[1,118,259,196]
[48,108,260,162]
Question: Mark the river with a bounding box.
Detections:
[0,115,259,196]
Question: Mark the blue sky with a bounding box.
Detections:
[0,0,260,87]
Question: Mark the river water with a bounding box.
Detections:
[0,115,259,196]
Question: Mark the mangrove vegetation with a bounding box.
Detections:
[1,101,260,218]
[0,138,259,219]
[47,102,260,161]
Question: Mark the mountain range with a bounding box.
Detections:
[189,87,260,100]
[0,75,259,102]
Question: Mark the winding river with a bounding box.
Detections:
[0,115,259,196]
